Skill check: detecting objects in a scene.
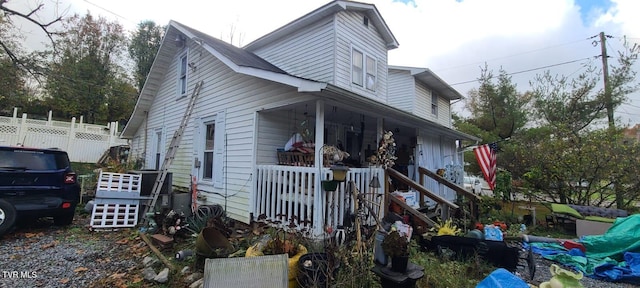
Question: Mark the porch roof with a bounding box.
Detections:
[389,65,463,101]
[320,84,480,142]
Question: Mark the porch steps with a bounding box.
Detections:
[142,80,204,224]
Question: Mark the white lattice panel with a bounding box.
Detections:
[90,203,139,228]
[90,172,142,228]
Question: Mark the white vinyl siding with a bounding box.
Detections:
[387,69,415,112]
[415,81,430,120]
[248,18,335,83]
[335,10,388,102]
[134,47,315,223]
[437,96,452,127]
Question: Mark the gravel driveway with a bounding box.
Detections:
[0,213,142,288]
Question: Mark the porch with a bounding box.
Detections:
[253,165,480,236]
[253,165,385,235]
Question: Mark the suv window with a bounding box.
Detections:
[0,149,70,170]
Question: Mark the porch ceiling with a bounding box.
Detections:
[319,85,480,142]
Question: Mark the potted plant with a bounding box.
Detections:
[246,217,308,288]
[381,230,410,272]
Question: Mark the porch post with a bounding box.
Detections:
[313,100,325,236]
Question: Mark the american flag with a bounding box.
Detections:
[473,142,498,190]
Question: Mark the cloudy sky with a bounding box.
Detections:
[14,0,640,125]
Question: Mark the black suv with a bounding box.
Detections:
[0,146,80,235]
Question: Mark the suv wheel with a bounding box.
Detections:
[53,210,75,226]
[0,199,17,235]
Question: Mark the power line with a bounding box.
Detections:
[448,56,595,86]
[434,38,591,73]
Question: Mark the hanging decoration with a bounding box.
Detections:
[368,130,397,169]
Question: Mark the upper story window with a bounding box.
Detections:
[178,53,188,96]
[352,49,363,86]
[431,93,438,116]
[366,56,376,91]
[351,47,377,92]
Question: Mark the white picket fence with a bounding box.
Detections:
[0,109,128,163]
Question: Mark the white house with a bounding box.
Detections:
[121,0,479,235]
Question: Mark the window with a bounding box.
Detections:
[203,122,215,180]
[178,53,188,96]
[351,48,376,91]
[352,49,363,86]
[431,93,438,116]
[366,56,376,91]
[154,130,162,170]
[199,111,225,187]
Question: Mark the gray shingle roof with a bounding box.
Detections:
[174,21,287,74]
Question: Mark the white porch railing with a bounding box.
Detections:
[254,165,385,235]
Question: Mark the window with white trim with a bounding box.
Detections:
[203,122,215,180]
[431,93,438,116]
[351,47,376,91]
[198,111,225,188]
[352,49,363,86]
[178,53,188,96]
[365,56,376,91]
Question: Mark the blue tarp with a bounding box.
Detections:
[530,214,640,284]
[476,268,530,288]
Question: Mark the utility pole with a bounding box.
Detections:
[599,31,614,128]
[598,32,623,208]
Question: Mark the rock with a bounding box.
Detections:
[180,266,191,275]
[143,256,158,267]
[154,268,169,283]
[189,278,204,288]
[141,267,157,281]
[185,272,203,283]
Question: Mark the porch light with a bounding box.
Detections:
[330,165,349,182]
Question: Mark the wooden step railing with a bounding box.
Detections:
[381,167,482,229]
[385,168,459,228]
[419,166,480,220]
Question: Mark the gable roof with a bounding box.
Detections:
[389,65,464,101]
[121,21,326,138]
[244,0,399,51]
[175,21,286,74]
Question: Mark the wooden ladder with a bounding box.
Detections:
[142,80,204,223]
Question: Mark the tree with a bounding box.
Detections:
[454,66,530,175]
[45,13,133,123]
[523,42,640,208]
[0,57,28,113]
[128,20,164,93]
[0,0,62,73]
[465,65,530,140]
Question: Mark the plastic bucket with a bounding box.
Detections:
[195,227,233,257]
[374,230,388,266]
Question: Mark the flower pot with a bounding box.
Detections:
[390,255,409,273]
[246,242,308,288]
[321,180,338,192]
[195,227,233,258]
